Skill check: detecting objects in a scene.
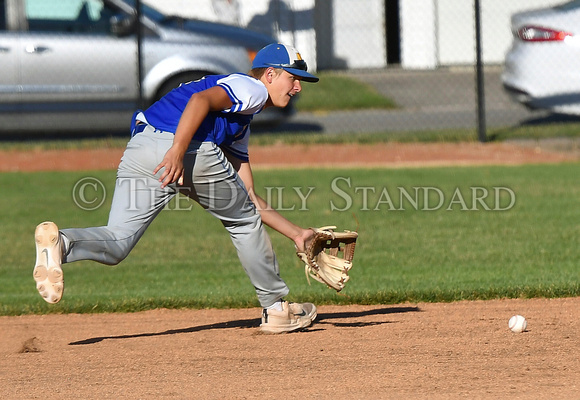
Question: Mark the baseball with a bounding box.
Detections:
[508,315,527,333]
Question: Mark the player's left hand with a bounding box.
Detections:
[296,226,358,292]
[293,228,316,253]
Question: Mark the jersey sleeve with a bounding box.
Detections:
[217,74,268,115]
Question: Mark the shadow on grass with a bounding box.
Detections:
[251,120,323,134]
[488,113,580,142]
[68,305,420,345]
[518,113,580,126]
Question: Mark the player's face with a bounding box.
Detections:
[267,70,302,108]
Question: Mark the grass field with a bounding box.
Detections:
[295,72,397,111]
[3,71,580,152]
[1,163,579,316]
[2,122,580,152]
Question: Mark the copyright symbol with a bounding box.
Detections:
[72,177,107,211]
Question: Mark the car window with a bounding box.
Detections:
[25,0,112,34]
[122,0,166,23]
[0,0,5,30]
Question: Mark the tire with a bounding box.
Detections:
[152,71,214,104]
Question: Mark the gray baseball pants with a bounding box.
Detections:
[60,125,289,307]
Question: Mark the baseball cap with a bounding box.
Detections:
[252,43,319,83]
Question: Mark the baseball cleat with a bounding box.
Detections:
[260,301,316,334]
[289,301,317,322]
[33,222,64,304]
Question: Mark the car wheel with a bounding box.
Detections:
[153,71,214,104]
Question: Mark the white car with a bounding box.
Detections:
[502,1,580,115]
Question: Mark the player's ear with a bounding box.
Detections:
[265,67,276,84]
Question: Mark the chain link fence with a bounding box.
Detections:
[0,0,575,140]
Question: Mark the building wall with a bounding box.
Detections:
[400,0,437,69]
[401,0,565,69]
[142,0,386,71]
[325,0,386,69]
[144,0,565,70]
[143,0,319,70]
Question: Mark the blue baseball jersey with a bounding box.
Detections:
[142,74,268,161]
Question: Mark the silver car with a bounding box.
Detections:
[502,1,580,116]
[0,0,285,134]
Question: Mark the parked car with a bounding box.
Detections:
[0,0,289,135]
[502,1,580,116]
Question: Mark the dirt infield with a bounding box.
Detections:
[2,299,579,399]
[0,140,578,172]
[1,140,579,399]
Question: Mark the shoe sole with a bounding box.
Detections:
[260,318,312,334]
[33,222,64,304]
[310,310,318,322]
[260,306,315,334]
[302,305,317,322]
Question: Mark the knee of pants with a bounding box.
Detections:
[220,212,262,233]
[104,227,144,265]
[106,246,131,265]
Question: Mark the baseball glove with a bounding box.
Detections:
[296,226,358,292]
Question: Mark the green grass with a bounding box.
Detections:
[296,72,397,111]
[250,123,580,146]
[2,72,580,151]
[2,122,580,152]
[1,163,579,315]
[489,121,580,141]
[0,136,130,151]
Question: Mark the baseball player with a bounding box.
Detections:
[33,43,319,334]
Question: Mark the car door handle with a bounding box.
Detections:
[0,46,10,53]
[25,45,51,54]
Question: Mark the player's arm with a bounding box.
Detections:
[154,86,233,188]
[235,159,314,251]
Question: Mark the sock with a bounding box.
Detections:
[265,299,284,312]
[60,232,70,259]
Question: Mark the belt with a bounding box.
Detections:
[131,122,147,137]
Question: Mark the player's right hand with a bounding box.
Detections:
[154,147,184,188]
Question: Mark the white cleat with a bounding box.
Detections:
[260,301,317,334]
[33,222,64,304]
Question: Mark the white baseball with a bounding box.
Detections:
[509,315,527,333]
